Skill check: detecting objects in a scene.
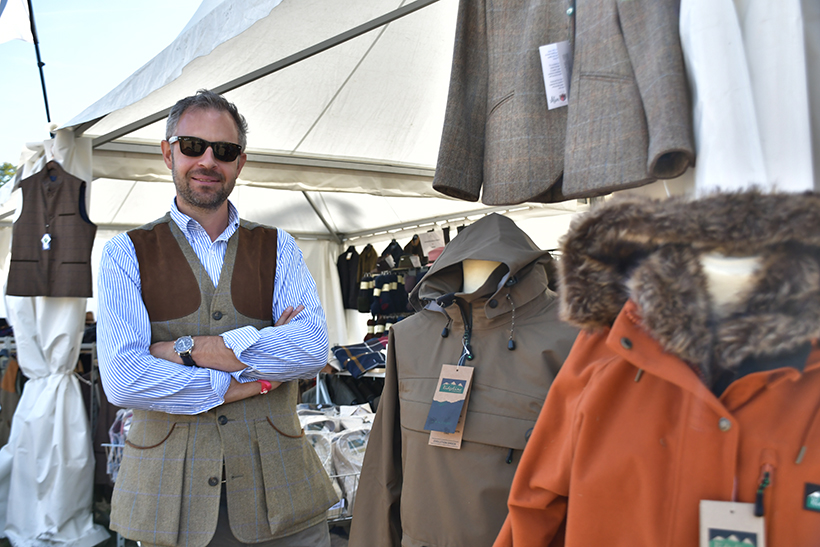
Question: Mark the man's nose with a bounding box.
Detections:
[197,145,219,168]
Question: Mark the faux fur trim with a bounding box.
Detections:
[558,191,820,378]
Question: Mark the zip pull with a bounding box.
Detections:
[754,465,773,517]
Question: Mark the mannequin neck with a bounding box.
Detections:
[699,252,761,317]
[462,259,502,294]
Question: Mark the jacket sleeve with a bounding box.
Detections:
[222,230,329,382]
[616,0,694,178]
[348,328,403,547]
[431,0,488,202]
[494,329,612,547]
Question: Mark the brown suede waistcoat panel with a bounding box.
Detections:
[127,214,277,323]
[113,215,336,547]
[7,161,97,297]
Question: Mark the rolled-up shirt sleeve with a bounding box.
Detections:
[97,234,232,414]
[221,229,329,382]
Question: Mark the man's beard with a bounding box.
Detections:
[172,157,235,211]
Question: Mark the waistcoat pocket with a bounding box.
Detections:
[254,419,338,536]
[110,420,190,546]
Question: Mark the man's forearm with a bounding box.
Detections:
[150,335,244,371]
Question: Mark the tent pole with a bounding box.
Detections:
[301,192,342,245]
[27,0,51,126]
[88,0,441,146]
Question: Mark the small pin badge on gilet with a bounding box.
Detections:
[41,233,52,251]
[424,343,474,450]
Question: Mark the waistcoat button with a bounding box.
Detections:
[218,415,228,425]
[488,299,498,308]
[212,311,223,320]
[718,417,731,432]
[620,337,633,350]
[208,477,219,487]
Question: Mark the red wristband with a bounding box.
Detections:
[259,380,272,395]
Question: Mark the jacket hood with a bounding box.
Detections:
[559,191,820,376]
[409,213,555,317]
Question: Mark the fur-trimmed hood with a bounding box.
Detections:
[559,191,820,378]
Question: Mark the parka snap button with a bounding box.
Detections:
[208,477,219,487]
[218,415,228,425]
[718,418,731,432]
[620,337,633,350]
[212,311,223,320]
[488,299,498,308]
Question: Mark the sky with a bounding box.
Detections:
[0,1,202,166]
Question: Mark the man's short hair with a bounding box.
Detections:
[166,89,248,151]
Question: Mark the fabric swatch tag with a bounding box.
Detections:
[539,40,572,110]
[424,364,473,437]
[700,501,765,547]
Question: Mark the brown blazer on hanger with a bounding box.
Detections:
[561,0,694,198]
[433,0,694,205]
[433,0,572,205]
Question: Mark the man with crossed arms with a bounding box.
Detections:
[98,89,337,547]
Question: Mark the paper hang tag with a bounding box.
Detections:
[539,40,572,110]
[700,501,765,547]
[426,364,473,450]
[424,363,473,435]
[419,231,445,256]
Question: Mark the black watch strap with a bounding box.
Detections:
[179,352,196,366]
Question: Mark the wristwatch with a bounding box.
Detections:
[173,335,196,366]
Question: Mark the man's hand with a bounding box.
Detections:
[275,305,304,326]
[223,378,282,404]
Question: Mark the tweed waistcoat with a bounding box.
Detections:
[109,215,337,547]
[7,161,97,297]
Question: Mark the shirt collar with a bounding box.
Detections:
[170,198,240,242]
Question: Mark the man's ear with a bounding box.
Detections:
[236,152,247,176]
[161,140,174,169]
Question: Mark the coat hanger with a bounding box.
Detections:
[44,160,63,183]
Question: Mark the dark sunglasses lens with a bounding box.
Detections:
[213,142,241,162]
[177,137,240,161]
[178,137,206,157]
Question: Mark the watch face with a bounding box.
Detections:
[174,335,194,354]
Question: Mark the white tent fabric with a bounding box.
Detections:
[0,296,108,547]
[66,0,459,198]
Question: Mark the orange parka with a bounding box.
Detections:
[496,192,820,547]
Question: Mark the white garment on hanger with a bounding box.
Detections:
[680,0,815,193]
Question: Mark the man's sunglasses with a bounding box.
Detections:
[168,136,243,163]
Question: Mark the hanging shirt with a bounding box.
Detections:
[96,199,329,414]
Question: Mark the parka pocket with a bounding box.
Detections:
[110,421,190,546]
[254,419,338,536]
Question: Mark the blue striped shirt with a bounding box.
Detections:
[97,199,329,414]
